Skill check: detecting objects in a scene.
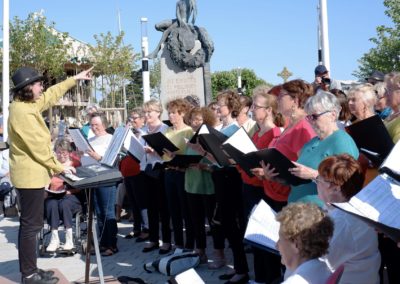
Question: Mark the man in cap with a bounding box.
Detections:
[366,70,385,85]
[313,64,334,93]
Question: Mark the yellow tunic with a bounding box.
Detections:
[8,78,76,188]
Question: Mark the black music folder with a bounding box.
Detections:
[142,132,179,156]
[237,148,311,186]
[153,154,203,170]
[332,141,400,242]
[189,124,227,144]
[345,115,394,166]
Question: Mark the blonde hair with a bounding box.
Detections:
[348,83,377,112]
[143,99,163,115]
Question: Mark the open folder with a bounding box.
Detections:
[244,200,280,254]
[153,154,203,170]
[332,141,400,242]
[345,115,394,166]
[142,132,179,156]
[237,148,311,186]
[190,124,229,167]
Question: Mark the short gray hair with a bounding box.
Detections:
[347,83,377,111]
[304,91,341,120]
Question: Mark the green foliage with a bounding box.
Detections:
[211,68,269,99]
[89,31,137,108]
[6,13,71,80]
[355,0,400,79]
[150,59,161,97]
[126,69,144,110]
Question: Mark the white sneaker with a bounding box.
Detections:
[46,230,60,252]
[63,228,74,250]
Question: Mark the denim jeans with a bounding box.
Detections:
[93,186,118,248]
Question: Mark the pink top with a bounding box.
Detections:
[263,118,316,201]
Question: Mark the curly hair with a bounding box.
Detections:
[216,89,242,118]
[318,154,365,200]
[276,202,334,259]
[12,84,36,102]
[282,79,314,108]
[188,106,217,127]
[166,98,191,115]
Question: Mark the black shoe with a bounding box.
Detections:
[159,245,172,255]
[219,273,235,280]
[142,243,159,253]
[224,274,249,284]
[22,272,59,284]
[37,269,55,280]
[125,231,140,239]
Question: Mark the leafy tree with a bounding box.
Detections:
[211,68,269,99]
[355,0,400,79]
[5,13,71,81]
[89,31,137,108]
[125,69,144,110]
[150,59,161,98]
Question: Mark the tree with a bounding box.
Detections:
[150,59,161,99]
[125,69,144,110]
[211,68,269,99]
[89,31,137,108]
[355,0,400,79]
[5,13,72,81]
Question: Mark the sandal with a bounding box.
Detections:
[101,247,118,257]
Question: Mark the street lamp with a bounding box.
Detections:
[141,17,150,103]
[236,67,242,95]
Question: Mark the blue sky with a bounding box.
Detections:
[1,0,393,84]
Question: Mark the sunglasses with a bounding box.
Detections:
[306,110,331,121]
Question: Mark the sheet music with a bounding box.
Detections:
[101,126,129,167]
[381,140,400,174]
[174,268,205,284]
[123,130,145,161]
[333,174,400,229]
[244,200,280,251]
[198,124,210,135]
[69,129,93,152]
[223,127,257,154]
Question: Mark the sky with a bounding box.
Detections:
[0,0,393,85]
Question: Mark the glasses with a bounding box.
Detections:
[251,104,267,110]
[56,150,69,156]
[306,110,331,121]
[130,116,140,120]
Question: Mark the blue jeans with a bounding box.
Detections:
[93,186,118,249]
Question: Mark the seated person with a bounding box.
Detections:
[316,154,380,283]
[45,139,82,252]
[277,202,334,284]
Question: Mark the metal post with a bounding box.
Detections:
[141,17,151,102]
[118,9,128,121]
[2,0,10,141]
[236,67,242,95]
[319,0,331,72]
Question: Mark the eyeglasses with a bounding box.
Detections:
[306,110,331,121]
[56,150,69,156]
[251,104,267,110]
[130,116,140,120]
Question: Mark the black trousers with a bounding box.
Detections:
[125,173,147,232]
[186,192,224,250]
[17,188,45,278]
[212,167,248,274]
[379,233,400,284]
[144,171,171,244]
[164,170,194,248]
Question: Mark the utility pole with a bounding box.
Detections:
[319,0,331,72]
[2,0,10,141]
[118,8,128,120]
[141,17,150,102]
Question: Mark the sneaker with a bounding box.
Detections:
[22,272,59,284]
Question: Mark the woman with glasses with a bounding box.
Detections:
[286,91,358,206]
[45,139,82,253]
[140,99,172,254]
[240,85,285,284]
[251,80,315,283]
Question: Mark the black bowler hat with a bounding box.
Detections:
[11,67,44,91]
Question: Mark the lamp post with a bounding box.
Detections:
[236,67,242,95]
[2,0,10,141]
[141,17,151,103]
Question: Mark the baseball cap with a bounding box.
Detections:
[314,65,328,76]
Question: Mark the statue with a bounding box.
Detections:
[148,0,214,70]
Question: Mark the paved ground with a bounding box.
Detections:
[0,214,255,283]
